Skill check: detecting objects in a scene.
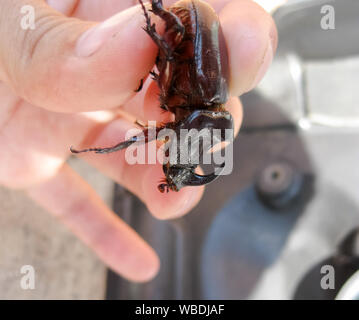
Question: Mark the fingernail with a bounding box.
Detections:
[76,6,139,58]
[248,40,274,91]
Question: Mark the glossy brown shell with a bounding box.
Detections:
[156,0,229,119]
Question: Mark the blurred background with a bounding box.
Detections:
[1,0,359,299]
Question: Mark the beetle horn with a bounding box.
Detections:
[183,163,225,187]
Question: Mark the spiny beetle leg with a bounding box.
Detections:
[151,0,185,35]
[70,122,174,155]
[70,136,140,154]
[138,0,173,59]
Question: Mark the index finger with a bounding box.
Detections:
[27,164,160,282]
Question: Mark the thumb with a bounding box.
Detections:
[0,0,157,112]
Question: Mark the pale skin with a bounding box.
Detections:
[0,0,277,282]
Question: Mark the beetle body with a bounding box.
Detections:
[71,0,233,193]
[156,0,229,116]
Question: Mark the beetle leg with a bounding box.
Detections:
[70,135,143,154]
[70,129,153,155]
[144,25,173,59]
[150,0,185,35]
[70,137,137,154]
[139,0,174,59]
[70,123,173,155]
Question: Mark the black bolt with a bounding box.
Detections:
[255,161,303,209]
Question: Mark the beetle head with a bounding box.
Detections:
[158,109,233,192]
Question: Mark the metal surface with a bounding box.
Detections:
[107,0,359,299]
[336,269,359,300]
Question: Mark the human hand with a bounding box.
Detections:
[0,0,277,282]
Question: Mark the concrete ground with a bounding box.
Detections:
[0,158,114,299]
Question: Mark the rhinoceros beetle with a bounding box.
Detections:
[71,0,234,193]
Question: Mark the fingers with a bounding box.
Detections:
[0,0,276,117]
[45,0,80,15]
[0,0,158,112]
[73,118,205,220]
[141,163,205,220]
[46,0,139,21]
[0,90,204,220]
[225,96,243,137]
[0,97,113,189]
[26,163,160,282]
[69,0,137,21]
[219,0,278,95]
